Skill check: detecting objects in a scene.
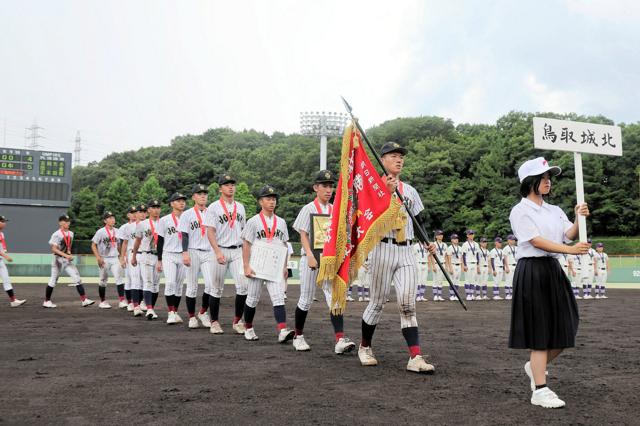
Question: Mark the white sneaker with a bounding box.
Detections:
[140,301,147,311]
[127,303,134,312]
[244,327,259,341]
[449,296,457,301]
[584,295,593,299]
[601,295,608,299]
[146,308,156,320]
[233,321,246,334]
[594,295,601,299]
[278,328,295,343]
[174,313,184,323]
[346,296,354,302]
[531,387,565,408]
[98,301,112,309]
[210,321,224,334]
[42,300,57,308]
[466,295,473,301]
[82,298,95,307]
[505,295,512,300]
[407,355,435,374]
[358,297,364,302]
[483,296,489,300]
[293,335,311,351]
[188,317,199,329]
[335,337,356,354]
[198,311,212,327]
[358,345,378,366]
[166,312,177,324]
[118,300,128,309]
[575,294,583,299]
[133,306,143,317]
[10,299,26,307]
[493,295,503,300]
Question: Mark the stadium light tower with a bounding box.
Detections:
[300,111,348,170]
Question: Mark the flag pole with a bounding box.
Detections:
[340,96,467,311]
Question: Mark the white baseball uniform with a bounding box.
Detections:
[412,242,429,300]
[119,221,141,291]
[48,229,82,287]
[447,243,463,298]
[489,247,505,298]
[0,232,12,292]
[595,251,609,297]
[461,240,480,299]
[431,241,447,298]
[504,244,518,296]
[478,246,490,298]
[179,206,214,299]
[135,218,160,294]
[92,226,124,287]
[157,213,186,297]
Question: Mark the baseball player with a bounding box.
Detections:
[429,230,447,301]
[203,174,249,335]
[358,141,435,374]
[156,193,187,324]
[0,215,26,307]
[571,253,584,299]
[179,184,214,329]
[91,210,126,309]
[504,234,518,300]
[355,260,371,302]
[241,185,294,343]
[120,204,148,313]
[580,239,596,299]
[594,242,609,299]
[559,253,571,278]
[461,230,480,301]
[412,240,429,302]
[44,215,94,308]
[117,205,138,311]
[489,237,506,300]
[477,237,490,300]
[132,199,162,320]
[292,170,356,353]
[445,233,462,301]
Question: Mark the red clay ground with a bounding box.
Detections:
[1,285,639,425]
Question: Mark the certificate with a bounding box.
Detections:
[249,239,289,282]
[310,213,330,265]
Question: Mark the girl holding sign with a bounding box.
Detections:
[508,157,590,409]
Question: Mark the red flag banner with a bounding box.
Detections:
[317,121,402,313]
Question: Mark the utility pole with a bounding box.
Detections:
[73,131,82,167]
[25,120,44,149]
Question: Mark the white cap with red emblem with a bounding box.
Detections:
[517,157,562,183]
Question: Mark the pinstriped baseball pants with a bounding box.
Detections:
[162,252,186,296]
[210,247,248,297]
[185,249,215,298]
[297,255,334,311]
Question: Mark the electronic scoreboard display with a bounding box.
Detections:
[0,148,72,207]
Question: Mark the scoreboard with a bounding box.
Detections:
[0,148,72,207]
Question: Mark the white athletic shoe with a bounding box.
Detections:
[188,317,199,329]
[198,312,212,328]
[530,387,565,408]
[118,300,128,309]
[364,296,370,302]
[127,303,134,312]
[174,313,184,323]
[358,297,364,302]
[466,295,473,301]
[334,337,356,354]
[133,306,143,317]
[42,300,57,308]
[10,299,26,307]
[82,298,95,307]
[575,295,583,299]
[505,295,512,300]
[293,335,311,351]
[233,321,246,334]
[146,308,156,320]
[244,327,259,341]
[166,312,177,324]
[358,345,378,366]
[449,296,457,301]
[210,321,224,334]
[140,301,147,311]
[601,295,608,299]
[407,355,435,374]
[493,295,503,300]
[584,295,593,299]
[98,301,112,309]
[594,295,601,299]
[346,295,355,302]
[278,328,295,343]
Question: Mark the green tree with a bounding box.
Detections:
[103,177,134,222]
[137,175,167,204]
[69,187,102,239]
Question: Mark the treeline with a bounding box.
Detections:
[70,111,640,242]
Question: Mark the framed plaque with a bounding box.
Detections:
[249,239,289,282]
[309,213,330,265]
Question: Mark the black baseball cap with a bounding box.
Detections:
[58,214,71,222]
[136,203,147,212]
[102,210,115,220]
[192,183,208,194]
[218,174,236,185]
[257,185,278,199]
[435,229,443,236]
[147,198,162,208]
[480,236,487,243]
[379,141,407,156]
[0,215,8,223]
[127,205,137,214]
[314,169,336,184]
[494,237,503,243]
[169,192,187,202]
[450,233,459,240]
[466,229,475,235]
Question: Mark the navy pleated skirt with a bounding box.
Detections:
[508,257,579,350]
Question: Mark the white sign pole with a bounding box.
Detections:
[573,152,588,243]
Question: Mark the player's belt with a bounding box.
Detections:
[481,265,488,268]
[495,266,504,269]
[452,263,460,266]
[219,245,242,249]
[467,262,477,264]
[509,264,516,266]
[190,248,211,252]
[418,261,427,264]
[380,237,412,246]
[587,263,593,266]
[599,268,606,270]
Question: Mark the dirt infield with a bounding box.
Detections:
[1,285,639,425]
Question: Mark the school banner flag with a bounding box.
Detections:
[317,120,403,314]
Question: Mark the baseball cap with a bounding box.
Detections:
[587,238,592,243]
[480,237,487,243]
[127,205,137,214]
[435,229,443,236]
[58,214,71,222]
[466,229,475,235]
[137,203,147,212]
[517,157,562,183]
[507,234,516,241]
[379,141,407,156]
[169,192,187,202]
[314,169,336,184]
[147,198,162,208]
[450,233,459,240]
[257,185,278,199]
[0,215,8,222]
[102,210,115,220]
[191,183,208,194]
[218,174,236,185]
[596,242,604,248]
[494,237,503,243]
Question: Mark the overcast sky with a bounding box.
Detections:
[1,0,638,164]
